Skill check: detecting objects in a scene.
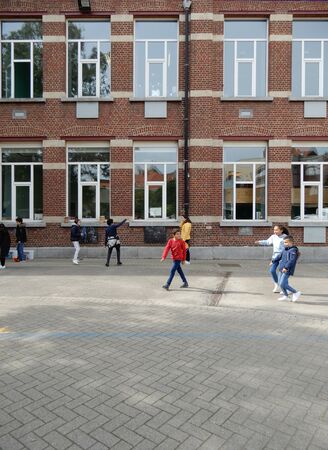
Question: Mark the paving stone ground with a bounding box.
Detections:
[0,258,327,450]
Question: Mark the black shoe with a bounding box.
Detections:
[162,285,169,291]
[117,262,122,265]
[105,263,109,267]
[180,283,189,288]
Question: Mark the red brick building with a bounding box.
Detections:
[0,0,328,258]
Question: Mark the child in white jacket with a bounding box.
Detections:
[255,225,288,293]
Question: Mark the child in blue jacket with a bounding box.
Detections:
[272,235,301,302]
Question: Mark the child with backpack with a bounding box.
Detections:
[272,235,301,302]
[161,230,188,290]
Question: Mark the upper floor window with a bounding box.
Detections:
[293,21,328,97]
[67,21,111,98]
[224,21,267,98]
[291,146,328,220]
[223,145,266,221]
[134,21,178,98]
[1,21,42,98]
[1,147,43,220]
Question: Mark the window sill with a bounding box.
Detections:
[129,220,180,227]
[129,97,182,102]
[220,221,272,227]
[61,97,114,102]
[288,97,328,102]
[220,96,273,102]
[0,98,46,103]
[289,221,328,227]
[2,221,46,228]
[61,221,107,227]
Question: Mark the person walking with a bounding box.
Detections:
[161,230,188,290]
[180,214,192,264]
[71,217,81,265]
[0,224,11,269]
[273,235,301,302]
[104,218,127,266]
[16,217,27,262]
[255,224,288,293]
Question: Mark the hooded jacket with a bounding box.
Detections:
[70,223,81,242]
[272,245,299,276]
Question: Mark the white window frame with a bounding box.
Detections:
[0,143,42,221]
[0,21,42,99]
[224,21,268,98]
[66,143,110,220]
[66,20,111,98]
[298,39,324,97]
[223,143,267,221]
[134,20,179,98]
[133,142,178,221]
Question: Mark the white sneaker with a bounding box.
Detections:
[0,266,5,269]
[273,283,280,293]
[292,291,301,302]
[72,260,79,265]
[185,261,190,265]
[278,296,289,301]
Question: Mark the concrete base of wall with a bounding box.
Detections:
[17,246,328,262]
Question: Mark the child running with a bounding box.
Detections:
[273,235,301,302]
[255,224,288,293]
[161,230,188,290]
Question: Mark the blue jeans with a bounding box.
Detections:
[269,260,279,283]
[279,272,297,296]
[17,242,25,261]
[166,260,187,287]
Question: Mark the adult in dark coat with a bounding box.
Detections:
[104,218,127,266]
[0,223,11,269]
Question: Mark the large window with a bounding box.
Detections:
[1,21,42,98]
[134,21,178,98]
[223,145,266,220]
[67,21,111,98]
[1,147,43,220]
[292,21,328,97]
[224,21,267,98]
[67,146,110,219]
[134,144,177,220]
[292,146,328,220]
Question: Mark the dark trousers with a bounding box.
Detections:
[185,240,191,262]
[106,244,121,265]
[166,260,187,287]
[0,257,5,267]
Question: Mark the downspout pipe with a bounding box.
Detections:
[183,0,192,216]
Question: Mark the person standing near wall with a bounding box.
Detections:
[180,214,192,264]
[104,218,127,267]
[71,217,81,265]
[161,230,188,290]
[0,224,11,269]
[16,217,27,262]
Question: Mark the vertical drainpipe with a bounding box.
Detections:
[183,0,192,216]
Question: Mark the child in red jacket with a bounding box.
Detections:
[161,230,188,290]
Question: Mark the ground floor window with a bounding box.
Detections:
[67,146,110,219]
[292,146,328,220]
[223,144,266,220]
[134,143,177,220]
[1,146,43,220]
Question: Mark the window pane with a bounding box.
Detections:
[100,164,110,217]
[237,41,253,59]
[224,41,234,97]
[292,147,328,162]
[304,185,319,218]
[304,164,320,182]
[135,147,177,163]
[224,147,266,163]
[325,42,328,97]
[167,42,178,97]
[2,148,42,163]
[16,185,30,219]
[255,165,266,220]
[225,21,267,39]
[68,21,110,40]
[80,41,97,60]
[1,166,11,220]
[291,165,301,219]
[82,185,96,218]
[304,41,321,59]
[148,185,163,218]
[293,21,328,39]
[292,41,302,97]
[100,42,110,97]
[136,21,177,40]
[149,63,163,97]
[147,164,164,182]
[14,42,30,60]
[81,164,97,182]
[256,41,266,97]
[305,62,320,96]
[82,63,96,96]
[2,21,42,40]
[135,164,145,219]
[135,42,145,97]
[15,62,30,97]
[238,62,252,96]
[68,42,78,97]
[236,184,253,219]
[14,165,30,182]
[148,42,165,59]
[166,164,176,219]
[236,164,253,182]
[323,166,328,218]
[1,42,11,98]
[33,43,42,98]
[33,165,43,217]
[224,164,234,219]
[68,148,109,162]
[68,165,78,217]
